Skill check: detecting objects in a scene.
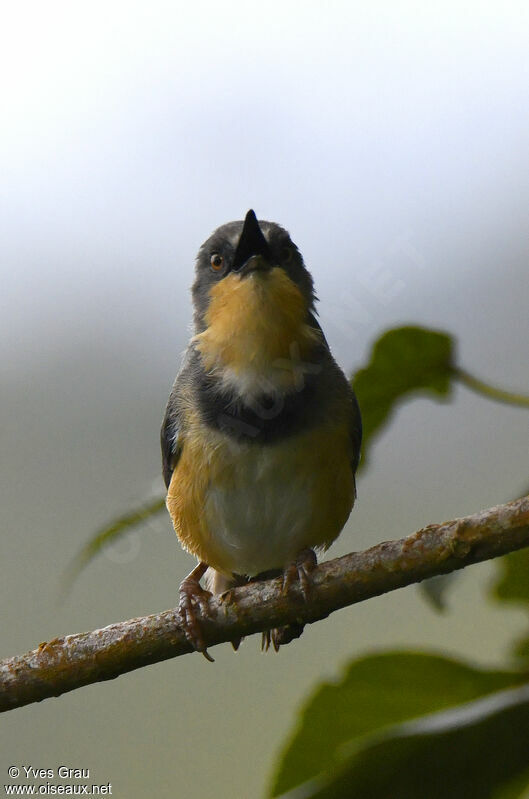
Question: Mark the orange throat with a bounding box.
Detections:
[193,267,320,391]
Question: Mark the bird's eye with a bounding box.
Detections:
[282,246,294,264]
[210,253,224,272]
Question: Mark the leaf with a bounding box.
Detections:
[269,651,522,797]
[494,546,529,607]
[351,325,454,468]
[279,684,529,799]
[419,573,458,612]
[493,766,529,799]
[61,496,167,593]
[492,546,529,662]
[513,637,529,661]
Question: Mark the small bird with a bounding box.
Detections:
[161,210,361,657]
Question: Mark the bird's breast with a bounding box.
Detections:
[166,415,355,577]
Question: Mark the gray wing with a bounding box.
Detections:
[310,311,362,475]
[349,387,362,476]
[160,378,185,490]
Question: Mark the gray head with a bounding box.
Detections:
[191,210,316,331]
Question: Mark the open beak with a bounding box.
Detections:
[232,209,272,275]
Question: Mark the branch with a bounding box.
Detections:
[454,367,529,409]
[2,496,529,713]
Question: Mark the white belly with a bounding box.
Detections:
[203,443,318,576]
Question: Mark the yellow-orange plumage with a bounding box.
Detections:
[193,267,320,387]
[166,411,355,577]
[161,210,362,652]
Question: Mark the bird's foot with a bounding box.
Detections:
[262,549,317,652]
[282,547,318,600]
[178,562,214,662]
[262,622,305,652]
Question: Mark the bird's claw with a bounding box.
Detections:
[281,548,317,601]
[178,576,214,662]
[262,549,317,652]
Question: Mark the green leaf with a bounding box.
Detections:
[61,496,167,593]
[280,684,529,799]
[493,546,529,662]
[513,637,529,661]
[493,765,529,799]
[269,652,524,798]
[495,547,529,607]
[351,326,454,468]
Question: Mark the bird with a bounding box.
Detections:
[161,209,362,658]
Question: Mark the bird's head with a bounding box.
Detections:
[190,210,321,386]
[191,209,315,333]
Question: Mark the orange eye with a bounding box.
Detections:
[210,253,224,271]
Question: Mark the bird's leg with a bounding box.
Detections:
[282,547,318,600]
[178,561,214,662]
[244,570,282,653]
[211,570,249,653]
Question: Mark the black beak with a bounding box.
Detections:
[232,209,272,273]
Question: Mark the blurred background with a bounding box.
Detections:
[1,2,529,796]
